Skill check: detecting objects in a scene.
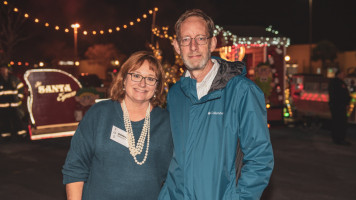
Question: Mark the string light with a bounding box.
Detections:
[151,24,290,48]
[284,89,293,118]
[79,8,156,36]
[1,1,71,33]
[1,1,156,36]
[8,61,29,66]
[152,26,175,42]
[215,25,290,47]
[266,25,279,35]
[347,93,356,116]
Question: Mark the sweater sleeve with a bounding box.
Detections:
[62,109,96,184]
[235,83,274,200]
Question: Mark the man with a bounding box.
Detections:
[328,70,351,145]
[0,64,26,140]
[159,9,274,200]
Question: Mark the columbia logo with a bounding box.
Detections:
[208,111,224,115]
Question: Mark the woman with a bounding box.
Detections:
[62,51,173,200]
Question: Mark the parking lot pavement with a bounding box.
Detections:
[0,137,70,200]
[262,124,356,200]
[0,124,356,200]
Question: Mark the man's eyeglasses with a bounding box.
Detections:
[127,73,158,86]
[178,35,211,46]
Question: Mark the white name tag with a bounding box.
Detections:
[110,126,129,148]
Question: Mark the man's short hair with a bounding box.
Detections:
[175,9,215,40]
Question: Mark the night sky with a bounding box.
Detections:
[4,0,356,63]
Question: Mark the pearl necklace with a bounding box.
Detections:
[122,100,150,165]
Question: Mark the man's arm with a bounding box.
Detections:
[66,182,84,200]
[236,84,274,199]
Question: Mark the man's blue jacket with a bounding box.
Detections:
[159,59,274,200]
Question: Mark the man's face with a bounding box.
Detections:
[174,16,216,71]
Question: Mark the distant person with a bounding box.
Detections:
[62,51,173,199]
[0,64,26,140]
[328,70,351,145]
[158,9,274,200]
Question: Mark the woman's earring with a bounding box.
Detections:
[154,94,156,98]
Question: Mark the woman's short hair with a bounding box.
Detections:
[175,9,215,40]
[110,51,165,107]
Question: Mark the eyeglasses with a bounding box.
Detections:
[127,73,158,86]
[178,35,211,46]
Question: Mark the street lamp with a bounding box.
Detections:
[308,0,313,73]
[71,23,80,60]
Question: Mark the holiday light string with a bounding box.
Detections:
[81,8,157,36]
[2,1,71,33]
[152,26,175,42]
[150,24,290,48]
[214,25,290,47]
[265,25,280,35]
[1,1,157,36]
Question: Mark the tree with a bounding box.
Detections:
[85,44,123,61]
[311,40,338,76]
[84,43,127,69]
[0,3,30,64]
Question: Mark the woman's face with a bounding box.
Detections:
[124,60,157,105]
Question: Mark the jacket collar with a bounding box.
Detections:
[209,58,246,93]
[179,58,246,104]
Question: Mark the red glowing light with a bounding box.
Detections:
[300,92,329,102]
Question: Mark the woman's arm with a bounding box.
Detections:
[66,181,84,200]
